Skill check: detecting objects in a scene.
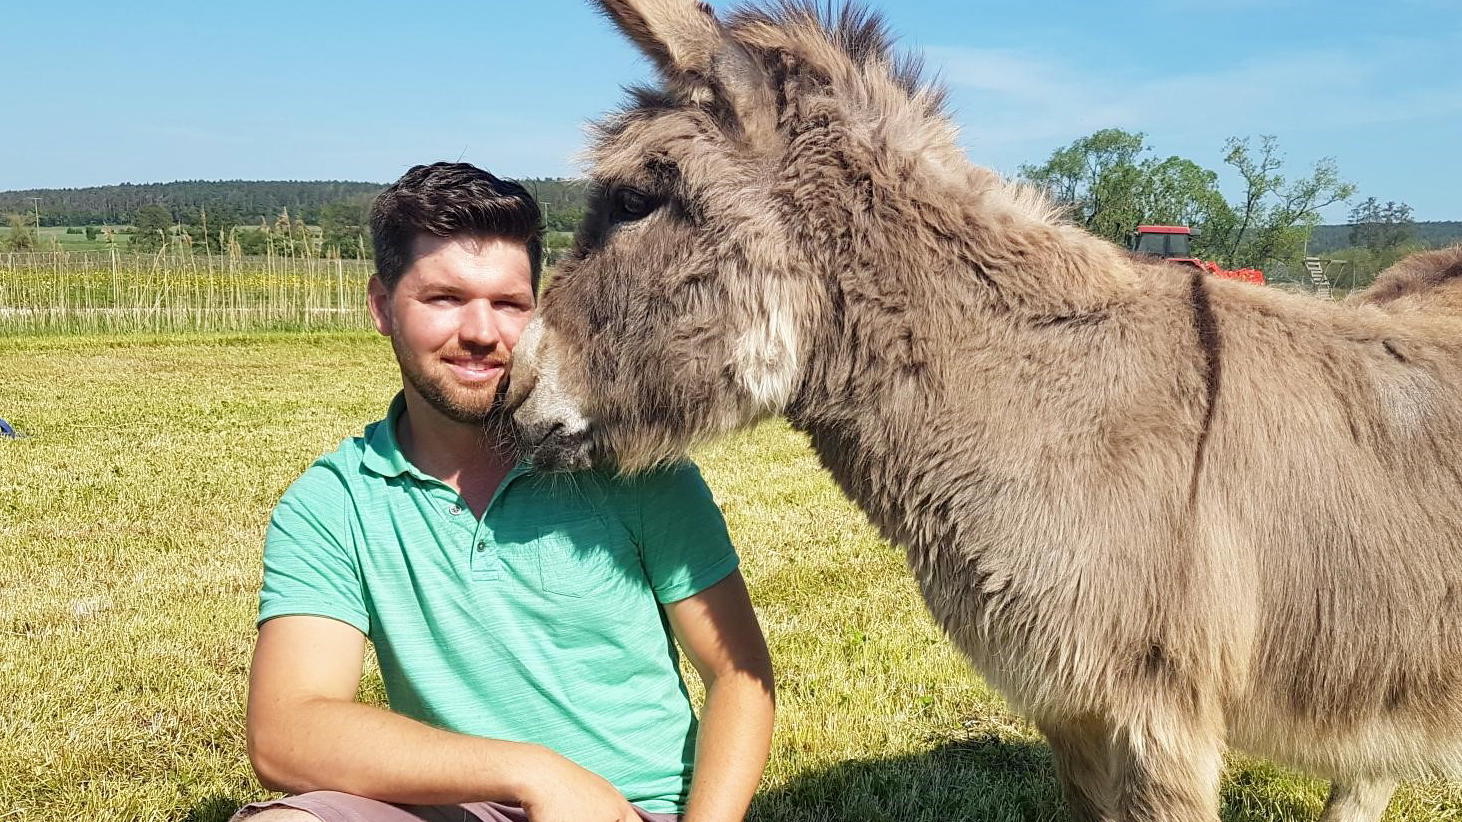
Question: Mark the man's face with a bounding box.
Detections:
[368,234,535,427]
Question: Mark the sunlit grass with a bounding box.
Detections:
[1,333,1459,821]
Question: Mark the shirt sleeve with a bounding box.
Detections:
[258,462,370,634]
[630,461,740,604]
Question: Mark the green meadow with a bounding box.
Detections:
[3,331,1461,821]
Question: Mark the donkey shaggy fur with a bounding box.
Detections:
[509,3,1462,820]
[1351,245,1462,313]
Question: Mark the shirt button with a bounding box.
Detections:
[475,540,487,552]
[448,505,463,515]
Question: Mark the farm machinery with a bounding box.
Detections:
[1130,225,1266,285]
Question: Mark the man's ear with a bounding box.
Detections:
[367,276,393,337]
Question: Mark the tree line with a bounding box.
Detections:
[2,155,1451,279]
[0,180,384,227]
[0,177,593,259]
[0,178,592,230]
[1016,129,1447,284]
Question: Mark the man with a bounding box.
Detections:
[234,163,775,822]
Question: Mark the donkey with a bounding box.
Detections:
[1351,245,1462,313]
[507,2,1462,820]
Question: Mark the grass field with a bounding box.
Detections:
[2,332,1460,821]
[0,226,121,253]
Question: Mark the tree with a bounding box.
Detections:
[545,206,585,233]
[233,225,269,256]
[319,200,370,258]
[4,213,37,251]
[1022,130,1232,253]
[182,205,241,255]
[545,230,575,265]
[1347,197,1414,253]
[1213,135,1355,268]
[1129,156,1235,260]
[84,226,99,241]
[1020,128,1147,238]
[130,204,174,252]
[264,209,318,257]
[1026,130,1355,269]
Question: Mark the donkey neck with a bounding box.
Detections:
[785,176,1143,415]
[783,187,1149,548]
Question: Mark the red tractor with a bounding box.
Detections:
[1130,225,1265,285]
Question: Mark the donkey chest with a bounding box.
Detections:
[827,452,1070,647]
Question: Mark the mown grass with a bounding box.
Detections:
[2,332,1460,821]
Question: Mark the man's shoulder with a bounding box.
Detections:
[277,428,376,508]
[588,459,711,501]
[509,460,716,543]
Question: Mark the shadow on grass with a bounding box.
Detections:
[749,734,1066,822]
[749,733,1323,822]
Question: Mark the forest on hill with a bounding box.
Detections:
[6,178,1458,254]
[0,178,591,231]
[1308,221,1462,254]
[0,180,384,226]
[2,163,1456,280]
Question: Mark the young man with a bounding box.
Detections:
[234,163,774,822]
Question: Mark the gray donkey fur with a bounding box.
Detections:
[508,2,1462,819]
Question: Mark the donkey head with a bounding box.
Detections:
[512,0,965,472]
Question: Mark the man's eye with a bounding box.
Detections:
[611,188,656,222]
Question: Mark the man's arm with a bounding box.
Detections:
[246,614,639,822]
[664,570,775,822]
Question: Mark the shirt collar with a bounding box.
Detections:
[361,393,431,480]
[360,393,532,490]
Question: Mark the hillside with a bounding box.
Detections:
[4,181,1457,253]
[0,178,590,227]
[1308,221,1462,254]
[0,180,384,226]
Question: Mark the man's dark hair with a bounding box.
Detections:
[370,162,544,292]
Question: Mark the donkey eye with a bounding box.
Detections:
[611,187,656,222]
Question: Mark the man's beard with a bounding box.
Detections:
[392,334,514,440]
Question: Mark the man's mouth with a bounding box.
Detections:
[443,357,506,383]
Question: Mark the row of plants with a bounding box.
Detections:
[0,248,374,336]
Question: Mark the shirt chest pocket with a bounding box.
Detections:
[536,514,641,598]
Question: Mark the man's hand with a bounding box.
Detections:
[519,751,640,822]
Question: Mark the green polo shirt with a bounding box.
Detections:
[259,394,740,814]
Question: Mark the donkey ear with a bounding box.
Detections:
[596,0,778,142]
[595,0,724,82]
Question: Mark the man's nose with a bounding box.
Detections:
[458,300,502,348]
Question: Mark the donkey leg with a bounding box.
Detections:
[1039,717,1117,822]
[1318,778,1396,822]
[1110,706,1224,822]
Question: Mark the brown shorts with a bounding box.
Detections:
[231,791,679,822]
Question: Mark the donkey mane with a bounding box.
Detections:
[725,1,941,104]
[593,2,947,141]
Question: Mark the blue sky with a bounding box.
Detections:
[6,0,1459,220]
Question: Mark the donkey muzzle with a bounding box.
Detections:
[514,416,593,473]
